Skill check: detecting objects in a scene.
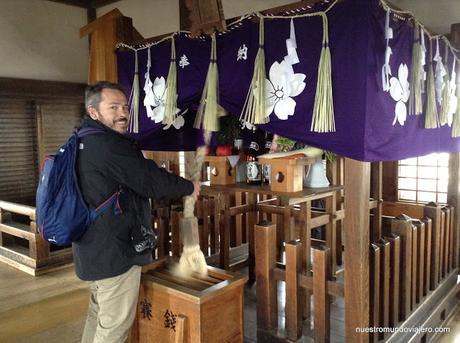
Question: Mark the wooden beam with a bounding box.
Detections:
[0,77,85,98]
[80,8,138,83]
[344,158,370,342]
[44,0,88,8]
[179,0,192,31]
[92,0,121,8]
[184,0,226,36]
[43,0,120,8]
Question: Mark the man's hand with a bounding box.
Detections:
[191,180,201,200]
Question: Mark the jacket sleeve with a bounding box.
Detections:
[101,138,194,200]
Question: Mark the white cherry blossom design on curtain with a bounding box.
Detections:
[143,74,156,119]
[163,115,185,130]
[389,64,410,126]
[265,60,306,120]
[163,109,188,130]
[143,48,156,120]
[145,76,180,123]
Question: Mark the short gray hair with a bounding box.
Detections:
[85,81,126,112]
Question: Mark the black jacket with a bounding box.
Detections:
[72,117,193,281]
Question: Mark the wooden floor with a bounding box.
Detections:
[0,262,459,342]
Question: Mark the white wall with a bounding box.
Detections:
[97,0,294,39]
[98,0,180,38]
[391,0,460,34]
[222,0,295,19]
[0,0,88,83]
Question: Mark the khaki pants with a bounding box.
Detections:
[81,265,142,343]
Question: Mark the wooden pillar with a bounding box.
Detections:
[344,158,370,342]
[425,204,442,289]
[370,162,383,241]
[285,240,303,341]
[219,193,230,269]
[369,244,380,343]
[255,222,277,331]
[170,209,182,258]
[198,198,206,255]
[412,220,425,303]
[325,192,337,275]
[80,9,140,84]
[299,200,312,319]
[377,238,390,340]
[421,217,432,296]
[384,233,400,327]
[448,23,460,269]
[313,245,331,342]
[247,193,257,283]
[390,215,413,320]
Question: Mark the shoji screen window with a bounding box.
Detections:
[398,153,449,204]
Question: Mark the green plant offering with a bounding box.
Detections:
[275,136,296,152]
[217,115,241,145]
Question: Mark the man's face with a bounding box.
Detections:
[88,89,129,134]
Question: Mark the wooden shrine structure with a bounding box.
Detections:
[0,1,459,342]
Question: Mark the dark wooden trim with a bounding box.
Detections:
[43,0,120,9]
[44,0,88,8]
[179,0,192,31]
[87,6,97,23]
[93,0,122,8]
[0,77,85,99]
[382,161,398,202]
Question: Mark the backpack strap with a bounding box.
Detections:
[76,127,121,220]
[90,191,122,221]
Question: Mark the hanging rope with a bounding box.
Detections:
[425,43,439,129]
[163,36,178,126]
[409,24,422,115]
[194,34,221,132]
[172,131,212,278]
[128,50,139,133]
[311,13,335,133]
[239,17,267,126]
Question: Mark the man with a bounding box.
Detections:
[73,81,200,343]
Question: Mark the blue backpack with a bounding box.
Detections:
[36,127,121,246]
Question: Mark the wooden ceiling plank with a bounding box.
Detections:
[92,0,122,8]
[43,0,121,9]
[43,0,89,8]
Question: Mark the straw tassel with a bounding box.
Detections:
[409,25,422,115]
[194,34,220,132]
[240,17,267,126]
[452,93,460,137]
[128,50,139,133]
[439,43,451,126]
[311,13,335,133]
[424,46,439,129]
[163,36,178,126]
